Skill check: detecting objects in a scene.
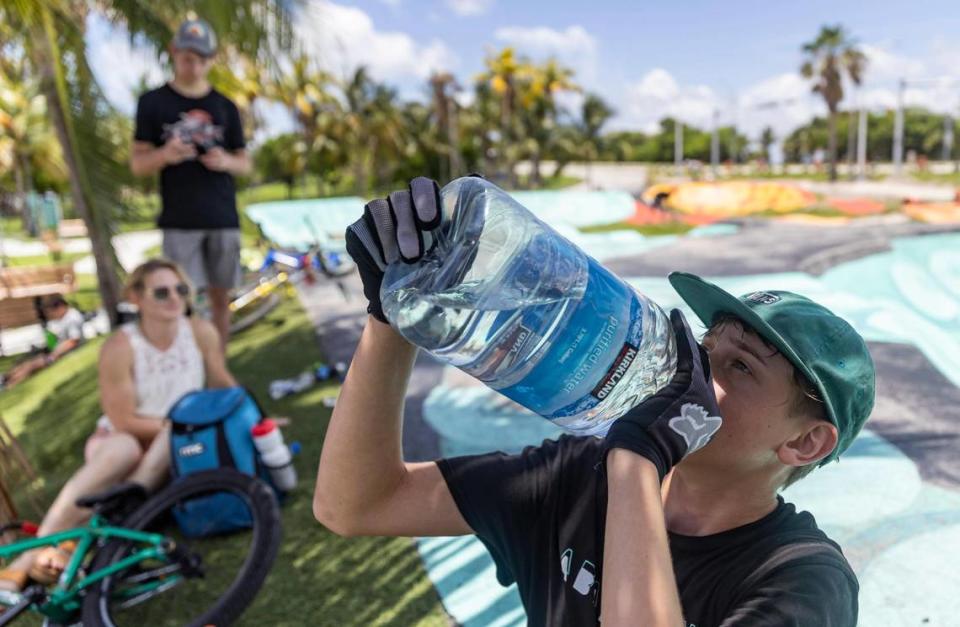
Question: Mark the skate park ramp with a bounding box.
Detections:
[416,230,960,626]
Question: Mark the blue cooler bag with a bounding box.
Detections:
[168,387,276,537]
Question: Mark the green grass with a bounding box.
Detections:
[1,298,449,626]
[912,170,960,185]
[0,216,31,240]
[2,252,88,268]
[580,221,696,236]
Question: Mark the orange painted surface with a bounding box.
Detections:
[903,202,960,224]
[626,202,722,226]
[827,197,886,216]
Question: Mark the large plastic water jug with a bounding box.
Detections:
[381,177,676,435]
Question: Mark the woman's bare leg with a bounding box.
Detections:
[126,423,171,492]
[1,432,143,581]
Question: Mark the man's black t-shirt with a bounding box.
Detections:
[134,84,245,229]
[438,435,858,627]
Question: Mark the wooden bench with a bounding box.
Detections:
[0,264,76,300]
[58,218,88,239]
[0,264,77,354]
[0,297,45,332]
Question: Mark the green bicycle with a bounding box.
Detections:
[0,469,281,626]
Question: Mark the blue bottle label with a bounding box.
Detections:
[494,258,645,421]
[546,295,644,419]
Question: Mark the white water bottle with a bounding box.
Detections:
[251,419,297,491]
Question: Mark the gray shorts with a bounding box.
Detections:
[162,229,241,290]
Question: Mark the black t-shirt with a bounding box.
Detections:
[438,435,858,627]
[134,84,245,229]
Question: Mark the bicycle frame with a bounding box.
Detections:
[0,515,170,622]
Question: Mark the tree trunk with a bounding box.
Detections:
[846,109,856,173]
[827,111,838,182]
[530,150,542,187]
[35,10,122,322]
[12,157,26,225]
[551,158,568,180]
[448,101,463,180]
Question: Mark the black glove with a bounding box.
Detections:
[344,177,443,323]
[604,309,722,481]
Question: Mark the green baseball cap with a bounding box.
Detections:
[668,271,875,464]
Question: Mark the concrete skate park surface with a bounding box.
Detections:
[297,207,960,625]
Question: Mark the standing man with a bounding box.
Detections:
[130,18,251,349]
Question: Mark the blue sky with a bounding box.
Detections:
[86,0,960,140]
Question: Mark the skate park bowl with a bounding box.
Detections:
[417,230,960,626]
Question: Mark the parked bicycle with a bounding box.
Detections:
[0,469,281,626]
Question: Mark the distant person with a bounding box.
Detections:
[0,295,84,388]
[0,259,237,592]
[130,17,251,350]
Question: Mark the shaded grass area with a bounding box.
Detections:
[2,298,449,626]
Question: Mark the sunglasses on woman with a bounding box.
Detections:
[150,283,190,301]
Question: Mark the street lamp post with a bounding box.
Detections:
[943,114,954,163]
[893,79,905,176]
[711,108,720,177]
[857,105,868,181]
[674,120,683,175]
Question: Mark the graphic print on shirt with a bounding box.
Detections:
[162,110,224,151]
[560,548,573,582]
[669,403,722,453]
[572,560,597,596]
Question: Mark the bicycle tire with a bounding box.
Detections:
[81,470,281,627]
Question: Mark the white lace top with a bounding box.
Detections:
[97,317,205,430]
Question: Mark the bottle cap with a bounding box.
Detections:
[251,419,276,437]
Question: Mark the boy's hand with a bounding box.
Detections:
[199,147,231,172]
[345,177,443,323]
[162,134,197,165]
[604,309,722,480]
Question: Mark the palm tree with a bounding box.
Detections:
[520,59,579,186]
[760,126,776,164]
[429,72,463,181]
[2,0,294,322]
[800,25,867,182]
[366,84,406,190]
[577,93,614,186]
[0,65,68,216]
[478,48,530,185]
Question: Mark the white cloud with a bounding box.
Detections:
[494,25,597,83]
[617,68,719,134]
[296,1,458,88]
[445,0,494,16]
[494,25,595,58]
[610,40,960,138]
[860,44,926,82]
[736,72,821,138]
[855,43,960,114]
[85,12,165,115]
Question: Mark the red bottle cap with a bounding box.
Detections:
[251,419,276,437]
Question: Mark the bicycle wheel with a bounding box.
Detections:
[81,470,281,627]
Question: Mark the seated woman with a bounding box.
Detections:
[0,258,237,591]
[1,294,86,388]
